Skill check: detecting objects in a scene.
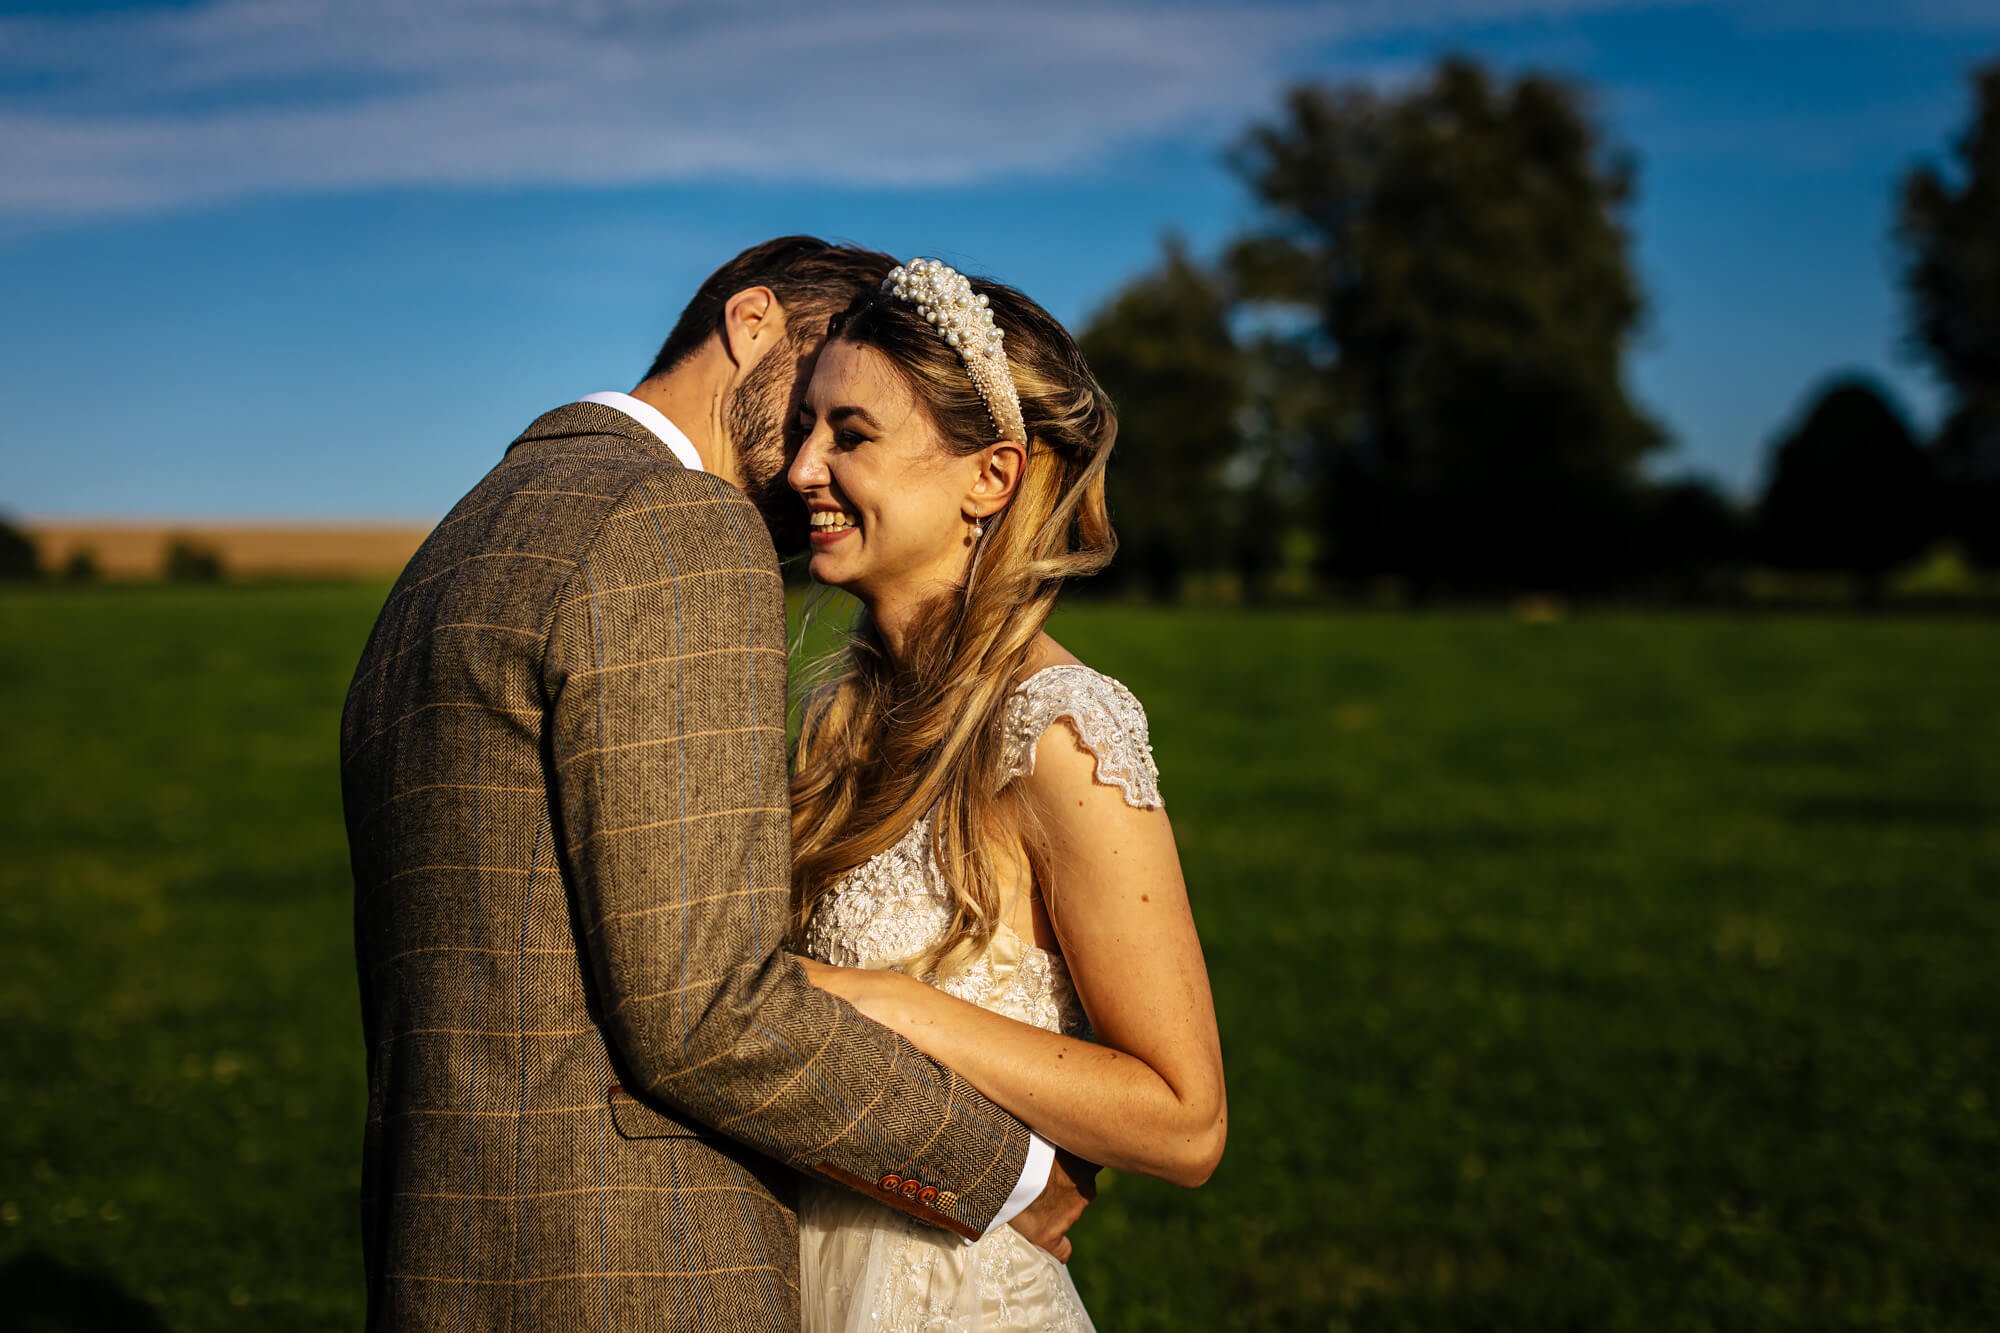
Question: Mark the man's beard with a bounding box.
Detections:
[726,330,810,558]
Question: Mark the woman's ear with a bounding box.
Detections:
[720,285,782,366]
[965,440,1026,520]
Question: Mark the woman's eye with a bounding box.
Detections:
[834,430,867,450]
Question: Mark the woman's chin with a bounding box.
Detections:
[807,553,857,591]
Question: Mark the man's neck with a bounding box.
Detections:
[629,368,738,485]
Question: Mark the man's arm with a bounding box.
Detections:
[542,467,1045,1240]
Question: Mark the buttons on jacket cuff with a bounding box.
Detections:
[878,1172,955,1213]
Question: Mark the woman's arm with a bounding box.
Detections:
[802,720,1226,1188]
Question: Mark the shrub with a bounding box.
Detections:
[0,516,40,580]
[163,536,225,582]
[61,548,100,583]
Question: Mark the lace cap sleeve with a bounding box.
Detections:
[998,665,1163,810]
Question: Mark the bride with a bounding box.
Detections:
[785,258,1227,1331]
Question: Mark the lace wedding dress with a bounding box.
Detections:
[798,665,1164,1333]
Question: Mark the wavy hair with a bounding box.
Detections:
[788,277,1118,979]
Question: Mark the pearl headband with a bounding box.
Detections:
[882,258,1028,447]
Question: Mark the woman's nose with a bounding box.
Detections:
[789,434,828,492]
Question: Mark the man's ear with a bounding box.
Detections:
[720,286,784,367]
[966,441,1026,519]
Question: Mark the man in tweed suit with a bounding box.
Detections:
[340,238,1085,1330]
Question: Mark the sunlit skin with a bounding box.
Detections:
[789,339,1228,1211]
[787,339,1021,659]
[631,285,799,494]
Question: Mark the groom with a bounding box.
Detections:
[340,237,1087,1331]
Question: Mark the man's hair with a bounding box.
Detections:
[644,236,898,380]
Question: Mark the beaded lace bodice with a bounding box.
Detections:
[801,665,1163,1038]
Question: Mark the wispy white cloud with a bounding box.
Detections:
[0,0,1717,222]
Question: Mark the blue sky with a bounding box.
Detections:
[1,0,1994,518]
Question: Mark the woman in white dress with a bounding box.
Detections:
[784,259,1227,1331]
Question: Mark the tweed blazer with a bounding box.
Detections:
[340,402,1034,1332]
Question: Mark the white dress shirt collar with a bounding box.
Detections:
[575,391,705,473]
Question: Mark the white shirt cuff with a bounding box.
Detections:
[980,1133,1055,1241]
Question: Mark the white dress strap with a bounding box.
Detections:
[999,665,1163,810]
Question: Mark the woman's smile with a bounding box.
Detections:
[788,340,977,603]
[807,506,860,545]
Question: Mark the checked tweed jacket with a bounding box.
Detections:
[340,402,1034,1331]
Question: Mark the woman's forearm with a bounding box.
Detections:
[850,967,1224,1188]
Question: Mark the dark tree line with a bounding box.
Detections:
[1082,55,2000,601]
[0,519,217,582]
[0,517,36,580]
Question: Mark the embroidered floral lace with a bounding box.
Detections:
[798,665,1163,1332]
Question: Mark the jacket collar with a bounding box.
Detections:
[505,399,686,465]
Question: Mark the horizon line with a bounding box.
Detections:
[18,514,443,527]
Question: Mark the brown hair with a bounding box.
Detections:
[789,277,1119,978]
[645,236,897,380]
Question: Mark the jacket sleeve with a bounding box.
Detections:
[541,466,1032,1239]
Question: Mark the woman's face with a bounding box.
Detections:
[787,339,980,604]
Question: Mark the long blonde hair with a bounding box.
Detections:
[789,278,1119,979]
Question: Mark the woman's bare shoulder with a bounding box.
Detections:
[1011,632,1086,686]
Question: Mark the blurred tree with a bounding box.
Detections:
[1898,58,2000,567]
[0,516,39,580]
[163,535,225,582]
[61,548,101,583]
[1929,410,2000,567]
[1637,475,1747,599]
[1228,57,1664,594]
[1227,330,1321,601]
[1756,377,1934,599]
[1079,237,1246,600]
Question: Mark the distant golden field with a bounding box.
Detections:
[25,520,433,579]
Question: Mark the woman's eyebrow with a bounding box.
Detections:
[827,405,883,431]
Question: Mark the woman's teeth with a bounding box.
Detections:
[810,511,857,531]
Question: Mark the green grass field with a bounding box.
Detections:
[2,584,1995,1331]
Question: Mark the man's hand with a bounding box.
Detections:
[1007,1149,1098,1264]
